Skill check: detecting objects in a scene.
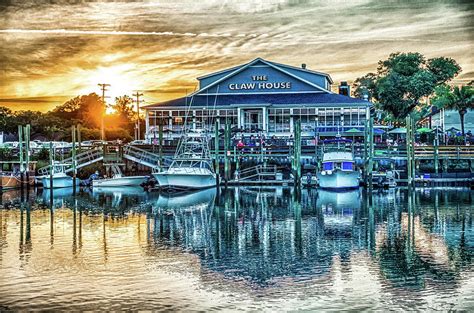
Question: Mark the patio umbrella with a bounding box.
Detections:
[344,128,363,142]
[388,127,407,134]
[416,127,433,134]
[446,127,460,133]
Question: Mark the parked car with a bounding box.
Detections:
[129,140,148,145]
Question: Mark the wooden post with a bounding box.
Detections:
[214,121,219,180]
[158,123,163,172]
[24,124,31,187]
[406,115,416,186]
[434,128,439,174]
[292,119,301,184]
[77,124,82,153]
[72,125,77,191]
[224,119,230,183]
[18,125,24,189]
[49,141,54,191]
[368,113,374,189]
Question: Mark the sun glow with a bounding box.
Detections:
[77,64,140,109]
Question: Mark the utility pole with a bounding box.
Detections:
[132,91,144,140]
[98,83,110,141]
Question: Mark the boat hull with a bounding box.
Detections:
[92,176,147,188]
[317,170,359,190]
[1,174,36,189]
[42,175,79,189]
[153,171,216,190]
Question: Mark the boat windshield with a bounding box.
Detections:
[341,162,354,171]
[322,162,334,171]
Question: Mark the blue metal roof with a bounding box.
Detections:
[144,93,369,109]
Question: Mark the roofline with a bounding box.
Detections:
[265,60,334,84]
[143,101,371,110]
[191,57,331,96]
[196,63,243,80]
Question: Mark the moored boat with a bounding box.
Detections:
[92,174,147,188]
[153,130,216,190]
[317,151,360,190]
[42,172,79,189]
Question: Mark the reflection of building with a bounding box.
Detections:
[143,58,371,140]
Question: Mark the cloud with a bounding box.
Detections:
[0,0,473,111]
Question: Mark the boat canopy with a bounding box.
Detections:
[322,151,354,162]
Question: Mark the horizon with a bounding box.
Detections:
[1,0,473,112]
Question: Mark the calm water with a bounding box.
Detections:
[0,186,472,311]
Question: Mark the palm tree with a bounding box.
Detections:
[433,85,474,137]
[447,86,474,137]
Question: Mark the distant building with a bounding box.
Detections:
[143,58,372,141]
[431,109,474,133]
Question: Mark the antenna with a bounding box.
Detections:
[98,83,110,141]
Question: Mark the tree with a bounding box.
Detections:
[432,85,474,136]
[353,73,377,100]
[113,95,135,122]
[354,52,461,120]
[0,106,15,133]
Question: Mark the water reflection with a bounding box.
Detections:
[0,187,472,310]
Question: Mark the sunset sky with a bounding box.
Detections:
[0,0,473,112]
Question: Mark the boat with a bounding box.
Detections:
[153,129,216,190]
[0,173,22,190]
[317,151,360,190]
[92,174,147,188]
[41,163,79,189]
[92,166,147,188]
[0,161,37,189]
[42,172,79,189]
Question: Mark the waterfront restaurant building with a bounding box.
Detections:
[143,58,371,141]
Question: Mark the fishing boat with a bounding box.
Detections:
[153,130,216,190]
[91,164,147,188]
[41,163,79,189]
[317,151,360,190]
[0,161,37,189]
[92,174,147,188]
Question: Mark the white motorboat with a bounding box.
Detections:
[317,151,360,190]
[153,130,216,190]
[92,174,147,188]
[42,172,79,189]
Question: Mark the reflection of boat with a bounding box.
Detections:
[153,131,216,190]
[155,188,217,210]
[317,151,359,190]
[317,189,360,226]
[92,174,147,188]
[92,186,146,196]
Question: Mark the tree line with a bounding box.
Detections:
[0,94,142,141]
[353,52,474,136]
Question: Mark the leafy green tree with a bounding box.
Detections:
[432,85,474,136]
[0,106,15,133]
[354,52,460,120]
